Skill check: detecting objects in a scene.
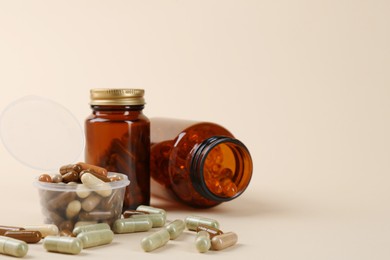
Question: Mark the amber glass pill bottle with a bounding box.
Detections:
[150,118,253,208]
[85,89,150,210]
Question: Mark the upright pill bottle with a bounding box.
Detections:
[150,118,253,208]
[85,89,150,210]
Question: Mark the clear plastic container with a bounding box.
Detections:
[34,172,129,231]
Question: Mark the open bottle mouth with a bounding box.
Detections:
[0,95,84,171]
[190,136,253,202]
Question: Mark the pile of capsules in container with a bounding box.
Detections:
[0,163,238,257]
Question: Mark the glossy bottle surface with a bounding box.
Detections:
[85,89,150,210]
[150,118,253,208]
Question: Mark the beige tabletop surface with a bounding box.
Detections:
[0,1,389,259]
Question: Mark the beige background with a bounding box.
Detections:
[0,0,389,259]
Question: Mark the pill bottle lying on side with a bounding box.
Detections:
[150,118,253,208]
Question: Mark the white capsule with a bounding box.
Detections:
[81,172,112,197]
[23,224,59,237]
[81,194,101,212]
[0,236,28,257]
[76,184,91,198]
[66,200,81,219]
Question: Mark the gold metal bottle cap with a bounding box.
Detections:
[90,88,145,106]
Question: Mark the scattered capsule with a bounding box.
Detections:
[196,224,223,238]
[113,217,153,234]
[66,200,81,219]
[210,232,238,250]
[23,224,59,237]
[122,210,149,218]
[165,219,185,240]
[0,236,28,257]
[141,228,170,252]
[0,225,25,235]
[74,221,98,229]
[132,213,165,228]
[72,223,108,236]
[43,236,82,255]
[4,230,42,244]
[136,205,167,218]
[195,231,211,253]
[185,216,220,231]
[81,172,112,197]
[77,229,114,248]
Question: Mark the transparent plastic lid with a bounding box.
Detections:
[0,96,84,171]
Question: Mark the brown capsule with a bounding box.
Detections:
[4,230,42,243]
[211,232,238,250]
[77,162,108,176]
[109,175,122,182]
[62,170,80,183]
[100,190,119,211]
[39,174,52,183]
[196,224,224,238]
[45,211,65,227]
[59,220,74,232]
[122,210,149,218]
[79,170,111,182]
[0,225,25,235]
[47,191,76,211]
[60,229,75,237]
[60,164,82,175]
[51,173,63,183]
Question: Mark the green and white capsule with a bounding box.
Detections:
[113,217,153,234]
[195,231,211,253]
[77,229,114,249]
[185,216,219,231]
[0,236,28,257]
[136,205,167,218]
[132,213,165,228]
[43,236,82,255]
[165,219,185,240]
[72,223,111,236]
[141,229,170,252]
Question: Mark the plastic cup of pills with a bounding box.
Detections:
[34,172,130,232]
